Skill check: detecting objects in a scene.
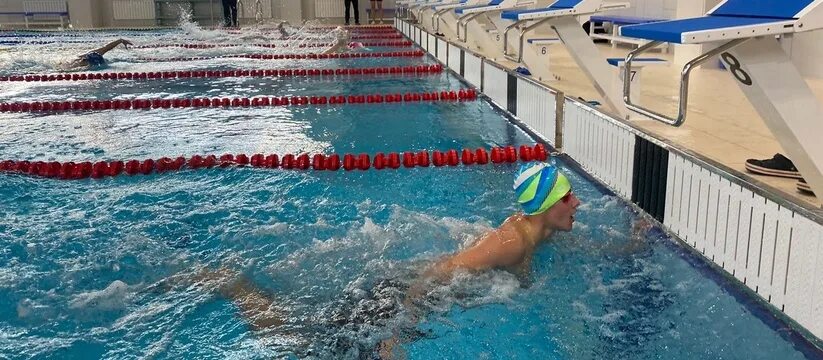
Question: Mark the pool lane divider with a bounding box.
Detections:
[137,50,426,63]
[0,34,404,41]
[145,40,412,49]
[0,88,477,113]
[0,144,548,180]
[133,40,411,49]
[1,64,444,82]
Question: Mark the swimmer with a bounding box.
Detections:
[277,21,292,38]
[154,161,581,357]
[322,27,353,54]
[62,38,133,70]
[379,161,580,357]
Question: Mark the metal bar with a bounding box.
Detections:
[502,20,524,60]
[457,12,483,42]
[432,8,449,32]
[623,38,748,126]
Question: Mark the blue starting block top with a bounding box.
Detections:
[589,15,666,26]
[431,0,467,9]
[455,0,503,14]
[620,0,814,44]
[712,0,810,19]
[621,16,793,44]
[500,0,582,20]
[606,57,666,66]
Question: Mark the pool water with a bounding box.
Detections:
[1,24,821,359]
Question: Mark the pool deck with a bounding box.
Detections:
[457,38,822,212]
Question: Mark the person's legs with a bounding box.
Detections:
[229,0,238,27]
[344,0,352,25]
[370,0,376,24]
[376,0,382,23]
[222,0,232,27]
[353,0,360,25]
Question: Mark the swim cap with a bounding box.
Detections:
[513,162,571,215]
[82,52,106,67]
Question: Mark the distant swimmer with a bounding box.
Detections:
[322,27,372,54]
[61,38,132,70]
[277,21,292,38]
[322,27,352,54]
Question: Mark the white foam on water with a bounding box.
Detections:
[68,280,132,310]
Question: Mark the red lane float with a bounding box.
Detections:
[0,144,550,180]
[257,33,404,40]
[0,64,444,83]
[0,87,477,113]
[137,50,426,63]
[134,41,412,49]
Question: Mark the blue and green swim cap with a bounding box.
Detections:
[513,162,571,215]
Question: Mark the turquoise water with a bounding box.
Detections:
[1,27,821,359]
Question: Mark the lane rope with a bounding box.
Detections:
[132,40,412,49]
[0,88,478,113]
[0,64,444,82]
[0,144,548,180]
[137,50,426,62]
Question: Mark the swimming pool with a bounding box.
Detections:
[1,25,821,359]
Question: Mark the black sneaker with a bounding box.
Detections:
[797,178,814,195]
[745,153,801,179]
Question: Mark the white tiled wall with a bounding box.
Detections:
[664,152,823,337]
[448,45,461,75]
[437,38,448,64]
[516,80,557,146]
[563,100,635,199]
[464,52,482,89]
[482,62,508,108]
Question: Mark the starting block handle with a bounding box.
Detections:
[623,38,747,126]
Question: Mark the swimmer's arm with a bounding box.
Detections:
[175,267,285,331]
[425,227,528,280]
[91,38,133,56]
[218,276,285,331]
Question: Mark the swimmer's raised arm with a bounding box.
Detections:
[90,38,133,56]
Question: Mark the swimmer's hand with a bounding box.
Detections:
[119,38,133,49]
[379,334,407,360]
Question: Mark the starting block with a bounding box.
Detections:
[524,38,562,80]
[498,0,631,116]
[620,0,823,204]
[607,57,667,104]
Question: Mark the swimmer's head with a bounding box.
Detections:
[513,161,579,230]
[333,27,351,42]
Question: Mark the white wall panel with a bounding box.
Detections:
[464,52,482,89]
[448,45,461,73]
[112,0,154,20]
[561,101,634,198]
[315,0,344,17]
[437,38,448,64]
[483,63,507,107]
[516,80,556,145]
[770,207,793,309]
